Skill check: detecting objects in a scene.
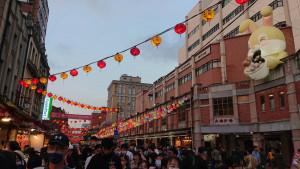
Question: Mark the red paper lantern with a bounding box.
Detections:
[236,0,248,5]
[47,93,53,97]
[32,78,39,84]
[70,69,78,77]
[74,121,77,123]
[58,97,63,101]
[130,47,140,56]
[37,89,43,93]
[18,80,25,86]
[24,84,30,88]
[74,102,78,106]
[174,23,186,34]
[104,115,107,118]
[87,106,91,109]
[97,60,106,69]
[49,75,57,82]
[81,104,84,108]
[67,100,71,104]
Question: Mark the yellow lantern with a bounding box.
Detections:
[25,79,31,85]
[31,85,37,90]
[151,36,162,46]
[78,104,81,107]
[202,9,215,21]
[84,105,87,109]
[42,91,47,96]
[83,65,92,73]
[62,98,66,103]
[53,95,58,100]
[60,72,68,80]
[70,101,74,105]
[114,53,123,63]
[40,77,47,84]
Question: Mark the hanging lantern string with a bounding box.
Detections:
[21,1,222,79]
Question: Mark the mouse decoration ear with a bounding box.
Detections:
[261,6,273,26]
[239,19,258,33]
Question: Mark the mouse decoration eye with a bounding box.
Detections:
[258,33,268,43]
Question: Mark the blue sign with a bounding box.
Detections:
[114,130,118,139]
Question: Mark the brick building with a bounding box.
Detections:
[117,27,299,167]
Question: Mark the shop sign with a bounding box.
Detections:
[195,47,211,62]
[214,117,234,125]
[165,72,175,82]
[179,61,191,73]
[42,97,52,120]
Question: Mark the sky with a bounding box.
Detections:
[45,0,199,127]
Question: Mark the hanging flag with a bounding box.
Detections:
[42,97,52,120]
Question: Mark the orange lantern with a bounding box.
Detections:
[53,95,58,100]
[40,77,47,84]
[31,85,37,90]
[202,9,215,21]
[62,99,66,103]
[114,53,123,63]
[42,91,47,96]
[151,36,162,46]
[83,65,92,73]
[60,72,68,80]
[25,79,31,85]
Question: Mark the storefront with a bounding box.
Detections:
[174,136,192,148]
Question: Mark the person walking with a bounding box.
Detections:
[245,149,258,169]
[86,138,122,169]
[267,148,275,169]
[45,133,72,169]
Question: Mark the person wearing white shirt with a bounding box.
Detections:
[85,144,101,169]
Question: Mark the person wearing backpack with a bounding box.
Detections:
[267,148,275,169]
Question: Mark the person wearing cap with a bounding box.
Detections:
[198,147,209,169]
[87,138,122,169]
[46,133,71,169]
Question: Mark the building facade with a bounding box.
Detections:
[0,0,50,147]
[179,0,300,65]
[117,27,299,167]
[107,74,151,123]
[19,0,49,42]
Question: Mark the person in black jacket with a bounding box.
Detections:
[87,138,121,169]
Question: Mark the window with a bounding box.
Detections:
[203,24,219,41]
[178,73,192,85]
[248,0,255,5]
[260,96,265,111]
[201,99,209,105]
[223,5,243,25]
[250,11,262,22]
[122,85,125,94]
[224,26,239,39]
[166,82,175,92]
[128,85,131,95]
[279,92,285,108]
[269,94,275,110]
[178,111,186,122]
[222,0,232,8]
[196,60,221,76]
[270,0,283,9]
[188,39,200,52]
[155,90,163,98]
[118,85,121,94]
[188,25,199,39]
[213,97,234,116]
[149,95,153,101]
[162,116,167,125]
[214,7,219,15]
[274,21,286,28]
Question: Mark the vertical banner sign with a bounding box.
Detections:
[42,97,52,120]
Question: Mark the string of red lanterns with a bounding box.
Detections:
[18,1,230,84]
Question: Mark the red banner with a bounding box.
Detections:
[50,112,92,120]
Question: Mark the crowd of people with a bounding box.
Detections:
[0,133,300,169]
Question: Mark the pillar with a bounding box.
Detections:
[193,97,204,149]
[252,133,264,149]
[219,1,227,84]
[228,134,237,155]
[284,59,300,152]
[175,67,179,97]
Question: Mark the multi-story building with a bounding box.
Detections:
[0,0,49,146]
[107,74,151,122]
[179,0,300,65]
[118,27,299,167]
[19,0,49,42]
